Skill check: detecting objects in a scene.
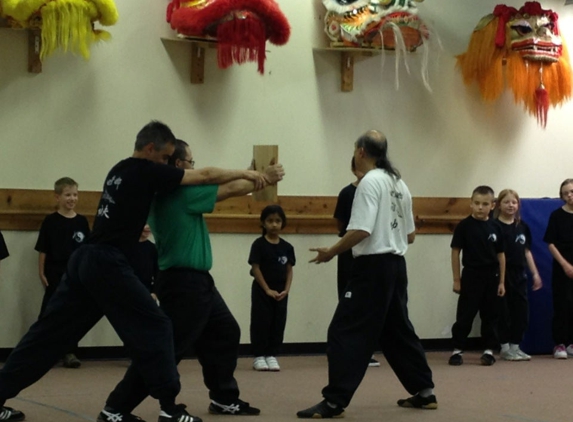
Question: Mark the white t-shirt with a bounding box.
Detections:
[347,168,414,257]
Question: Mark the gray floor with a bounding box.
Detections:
[3,352,569,422]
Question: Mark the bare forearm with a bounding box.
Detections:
[182,168,249,186]
[216,179,256,202]
[525,250,539,276]
[330,230,370,256]
[451,249,461,281]
[497,253,506,286]
[548,244,570,266]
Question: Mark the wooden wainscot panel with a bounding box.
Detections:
[0,189,467,234]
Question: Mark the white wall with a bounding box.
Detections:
[0,0,571,347]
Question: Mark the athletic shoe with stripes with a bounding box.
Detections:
[0,407,24,421]
[158,404,202,422]
[209,399,261,415]
[97,409,145,422]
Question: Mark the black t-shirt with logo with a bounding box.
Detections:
[88,158,184,262]
[0,231,8,261]
[495,219,531,269]
[35,212,91,275]
[451,216,504,270]
[248,236,296,290]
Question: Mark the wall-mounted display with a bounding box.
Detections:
[166,0,290,74]
[457,1,571,127]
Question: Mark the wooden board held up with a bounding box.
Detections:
[252,145,278,202]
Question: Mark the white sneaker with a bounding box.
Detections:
[500,349,520,361]
[265,356,280,371]
[554,344,567,359]
[253,356,269,371]
[514,348,531,361]
[567,344,573,357]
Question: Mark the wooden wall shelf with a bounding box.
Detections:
[0,188,470,235]
[313,47,382,92]
[0,18,42,73]
[161,36,217,84]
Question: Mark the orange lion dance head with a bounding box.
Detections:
[457,1,571,127]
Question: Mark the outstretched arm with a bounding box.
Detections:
[181,167,265,188]
[216,164,285,202]
[309,230,370,264]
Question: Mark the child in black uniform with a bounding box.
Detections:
[544,178,573,359]
[450,185,505,366]
[35,177,90,368]
[249,205,295,372]
[494,189,542,361]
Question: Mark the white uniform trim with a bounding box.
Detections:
[347,168,414,257]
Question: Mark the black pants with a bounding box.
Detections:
[106,268,241,413]
[322,254,434,408]
[250,282,288,357]
[451,267,500,351]
[39,270,79,355]
[336,249,353,300]
[498,267,528,345]
[552,263,573,345]
[0,245,180,408]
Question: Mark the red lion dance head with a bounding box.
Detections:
[457,1,572,127]
[166,0,290,74]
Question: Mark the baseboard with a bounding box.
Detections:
[0,338,483,362]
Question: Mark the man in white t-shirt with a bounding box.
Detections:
[297,130,436,419]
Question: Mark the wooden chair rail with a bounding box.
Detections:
[0,189,470,234]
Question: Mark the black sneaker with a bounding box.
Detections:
[159,404,202,422]
[397,394,438,410]
[209,399,260,415]
[368,358,380,367]
[97,410,146,422]
[0,407,25,421]
[480,353,496,366]
[63,353,81,368]
[297,400,344,419]
[448,353,463,366]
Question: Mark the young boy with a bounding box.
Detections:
[449,185,506,366]
[35,177,90,368]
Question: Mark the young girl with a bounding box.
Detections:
[248,205,296,371]
[495,189,542,361]
[544,179,573,359]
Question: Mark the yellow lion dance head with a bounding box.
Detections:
[456,1,571,127]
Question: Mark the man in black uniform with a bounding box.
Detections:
[0,121,280,422]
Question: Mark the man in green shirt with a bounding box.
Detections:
[104,139,284,417]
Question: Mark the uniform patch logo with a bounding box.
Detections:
[488,233,498,242]
[278,256,288,265]
[516,234,526,245]
[345,291,352,299]
[73,231,85,243]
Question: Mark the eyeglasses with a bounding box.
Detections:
[180,159,195,167]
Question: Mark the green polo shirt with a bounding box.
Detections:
[149,184,218,271]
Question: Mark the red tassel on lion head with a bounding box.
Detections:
[167,0,290,74]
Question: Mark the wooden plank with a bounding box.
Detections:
[341,51,354,92]
[190,42,205,84]
[27,28,42,73]
[252,145,278,202]
[0,188,470,234]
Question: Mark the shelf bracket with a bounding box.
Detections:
[340,51,354,92]
[190,42,205,84]
[27,28,42,73]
